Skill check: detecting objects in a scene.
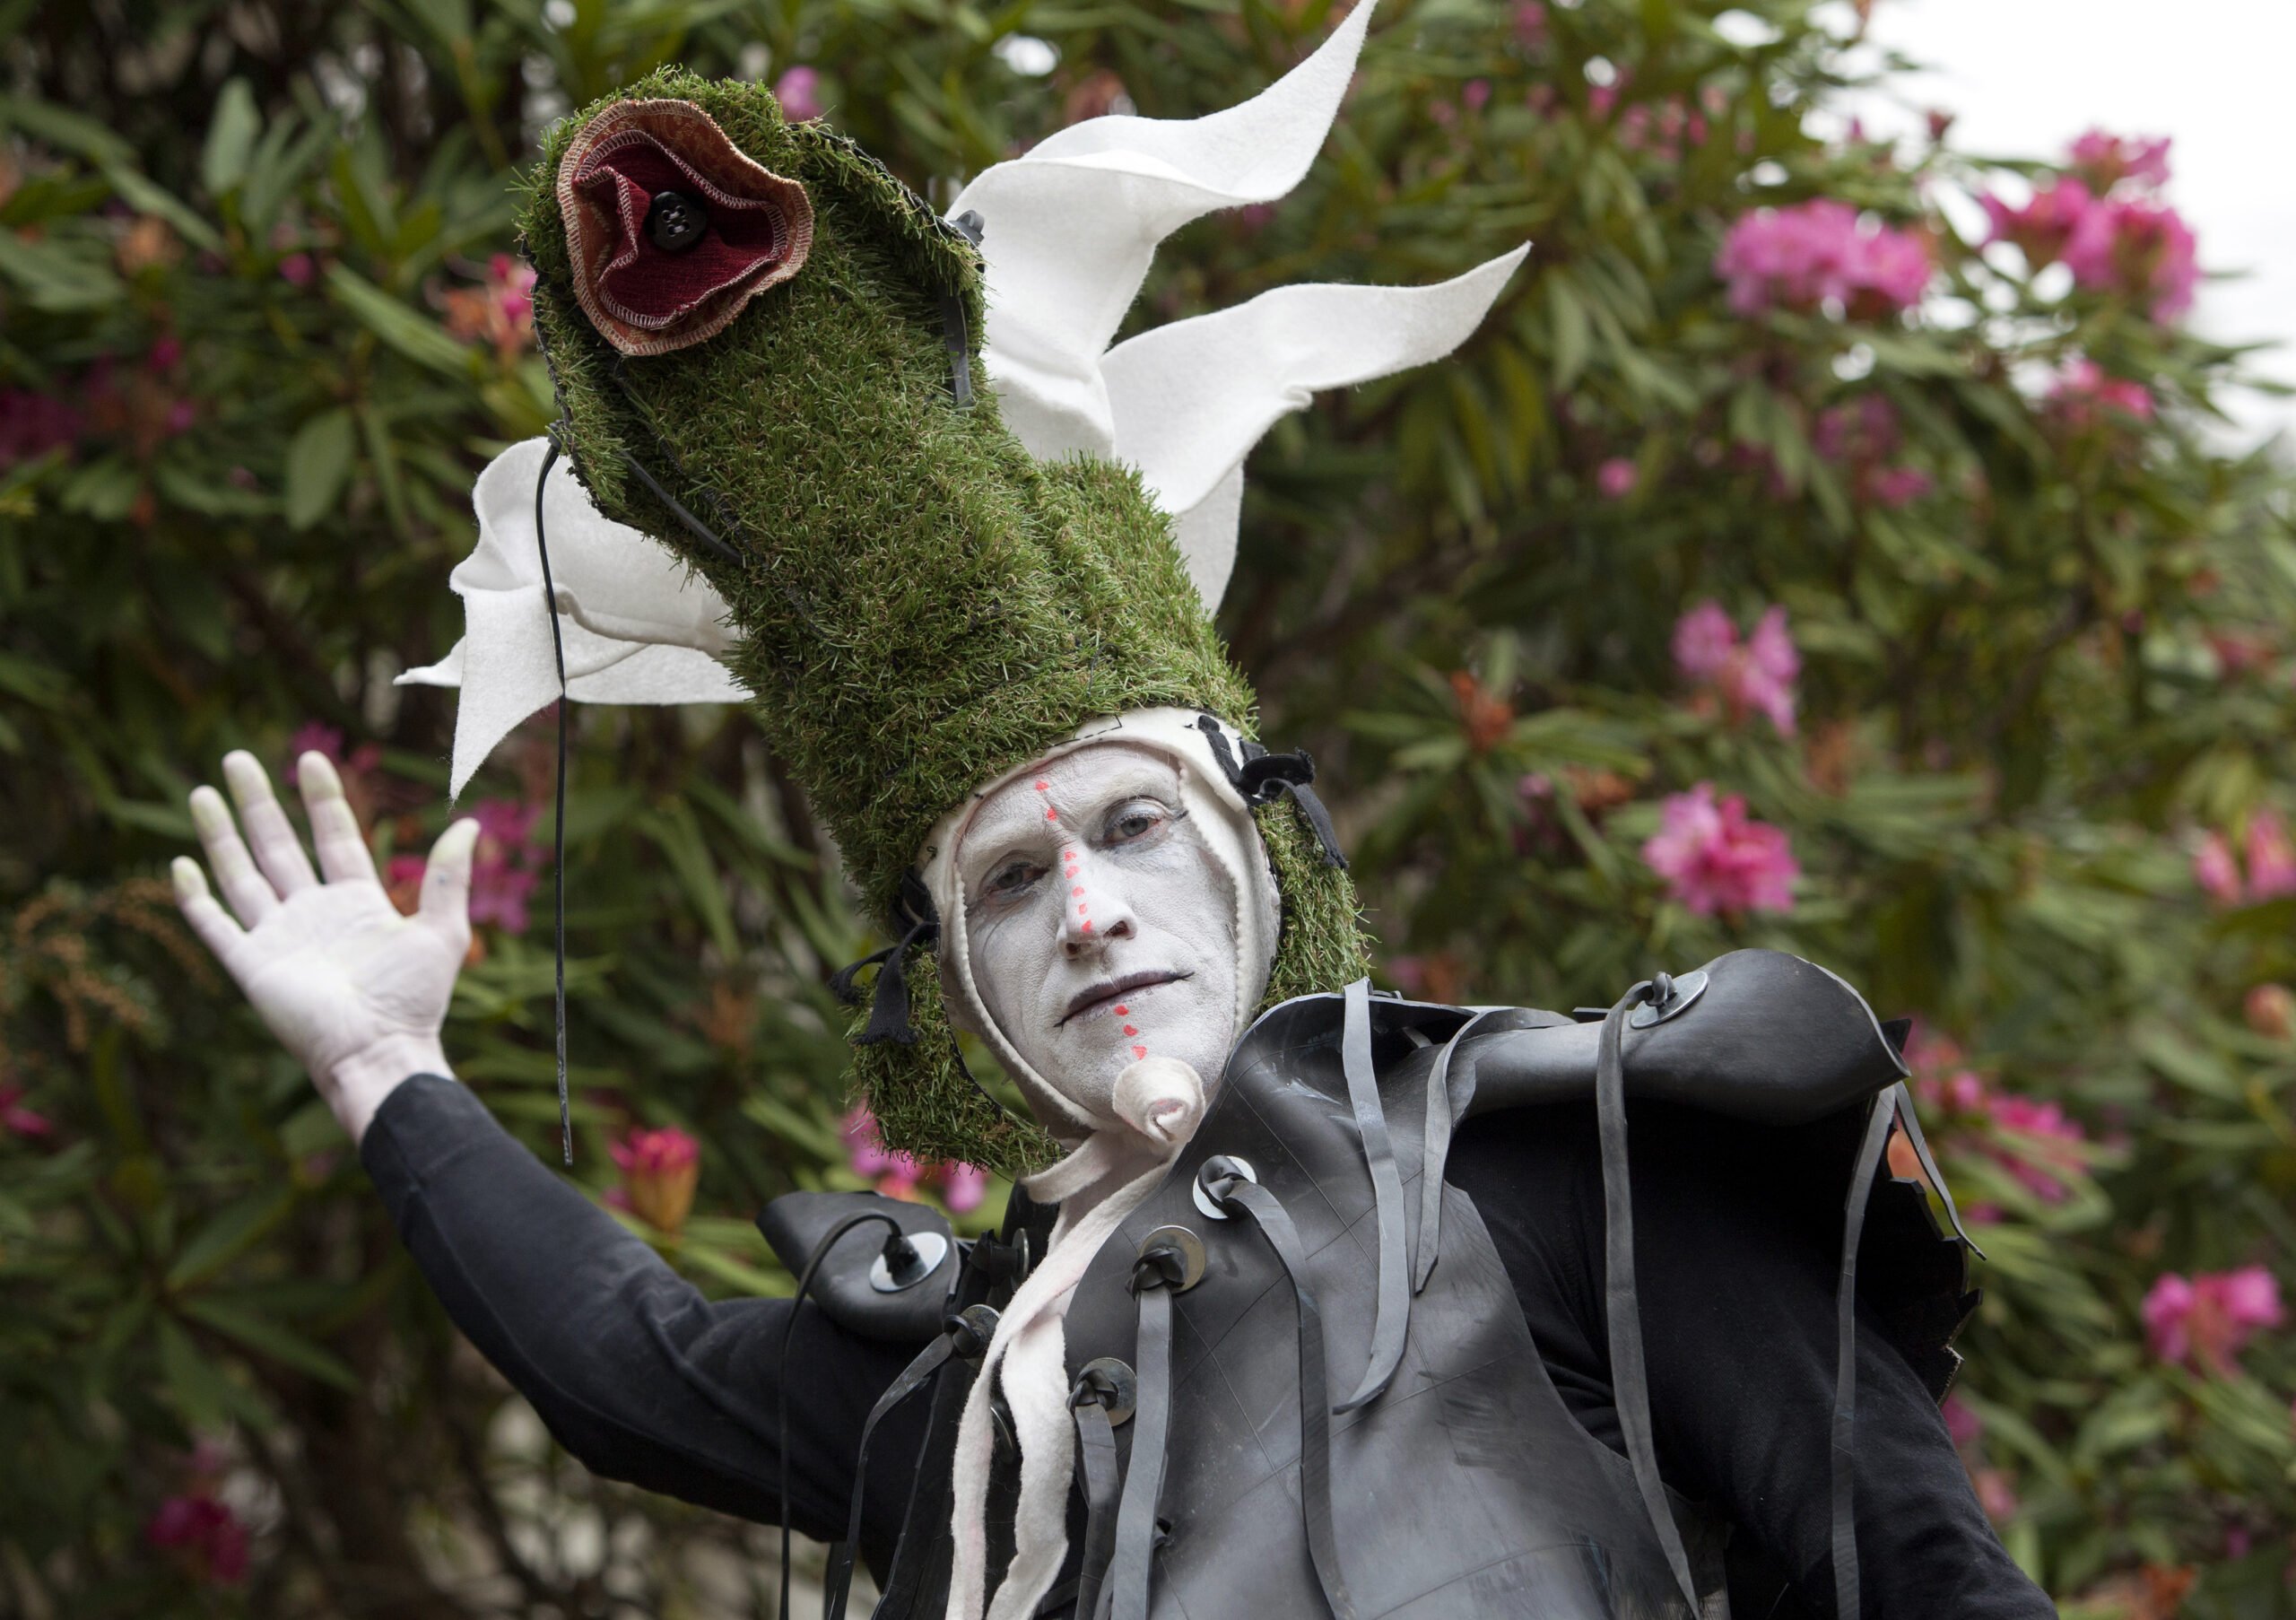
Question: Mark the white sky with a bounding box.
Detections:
[1839,0,2296,450]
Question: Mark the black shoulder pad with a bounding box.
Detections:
[755,1190,957,1345]
[1463,949,1911,1127]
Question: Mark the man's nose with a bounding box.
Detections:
[1059,852,1136,959]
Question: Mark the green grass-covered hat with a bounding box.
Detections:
[405,4,1522,1174]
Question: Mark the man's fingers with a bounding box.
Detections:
[171,855,246,972]
[297,751,380,886]
[419,818,482,940]
[223,750,320,898]
[189,782,280,928]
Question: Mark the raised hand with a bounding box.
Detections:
[172,750,479,1144]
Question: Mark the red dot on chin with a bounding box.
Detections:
[1123,1024,1138,1036]
[1045,807,1058,821]
[1112,1005,1127,1015]
[1034,780,1050,790]
[1132,1045,1147,1060]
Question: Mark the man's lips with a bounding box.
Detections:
[1057,970,1188,1026]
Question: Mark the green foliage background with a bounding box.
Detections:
[2,0,2292,1613]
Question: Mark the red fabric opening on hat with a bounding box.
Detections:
[573,133,795,331]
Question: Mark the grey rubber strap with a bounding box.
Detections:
[1335,978,1411,1412]
[1414,1007,1505,1293]
[1107,1283,1175,1620]
[1594,983,1703,1614]
[1831,1095,1898,1620]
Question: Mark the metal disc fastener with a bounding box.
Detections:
[869,1231,950,1293]
[1628,968,1709,1030]
[1192,1154,1258,1221]
[1133,1224,1207,1293]
[1072,1356,1139,1425]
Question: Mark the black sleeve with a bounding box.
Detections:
[1446,1100,2054,1620]
[360,1075,931,1559]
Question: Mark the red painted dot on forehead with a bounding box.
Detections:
[1076,903,1089,915]
[1083,919,1095,933]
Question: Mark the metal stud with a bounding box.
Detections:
[1193,1154,1258,1221]
[1073,1356,1138,1425]
[869,1231,949,1293]
[1131,1224,1207,1293]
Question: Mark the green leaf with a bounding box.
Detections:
[179,1296,359,1390]
[166,1187,297,1292]
[325,264,474,376]
[201,79,262,197]
[284,408,358,530]
[0,231,121,310]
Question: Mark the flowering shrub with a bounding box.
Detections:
[842,1105,990,1212]
[1,0,2292,1611]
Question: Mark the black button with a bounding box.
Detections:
[647,190,708,252]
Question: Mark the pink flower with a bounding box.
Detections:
[2245,809,2296,900]
[1596,457,1638,499]
[1461,79,1492,113]
[1587,83,1619,119]
[2067,128,2171,193]
[2246,983,2294,1040]
[610,1126,700,1233]
[0,388,82,466]
[2062,197,2197,321]
[0,1082,54,1139]
[1941,1393,1983,1449]
[1987,1093,2085,1202]
[841,1104,910,1180]
[145,1494,249,1585]
[2194,832,2243,906]
[463,797,545,933]
[1671,601,1800,735]
[1982,178,2095,267]
[1640,783,1799,915]
[1716,201,1932,319]
[1972,1468,2019,1524]
[2145,1266,2283,1372]
[774,65,823,122]
[939,1162,989,1214]
[2049,357,2154,427]
[1513,1,1548,48]
[441,254,538,360]
[278,252,315,286]
[1865,465,1932,509]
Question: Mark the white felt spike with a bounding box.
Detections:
[1101,246,1530,609]
[395,438,746,797]
[949,0,1377,462]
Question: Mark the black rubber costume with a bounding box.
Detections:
[361,949,2055,1618]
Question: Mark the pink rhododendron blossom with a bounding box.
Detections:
[2245,809,2296,900]
[1942,1393,1983,1450]
[2049,357,2153,427]
[1596,457,1638,499]
[1513,1,1548,48]
[2194,832,2243,906]
[1972,1469,2019,1523]
[841,1106,986,1209]
[1640,783,1799,915]
[1461,79,1491,113]
[1813,394,1933,507]
[611,1126,700,1234]
[2067,128,2171,193]
[2063,197,2198,321]
[2144,1266,2284,1371]
[1981,179,2095,267]
[775,65,823,122]
[145,1494,249,1585]
[1987,1093,2085,1202]
[1671,602,1800,735]
[441,254,537,359]
[1865,466,1932,508]
[0,1082,54,1138]
[0,388,82,466]
[1716,201,1932,319]
[940,1162,990,1214]
[2246,983,2295,1041]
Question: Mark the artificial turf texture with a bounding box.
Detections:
[522,70,1369,1174]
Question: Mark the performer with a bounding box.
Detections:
[171,12,2054,1617]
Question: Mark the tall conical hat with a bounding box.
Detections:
[403,6,1524,1173]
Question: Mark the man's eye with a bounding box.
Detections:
[1106,805,1166,843]
[987,859,1042,897]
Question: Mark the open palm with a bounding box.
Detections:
[173,750,479,1142]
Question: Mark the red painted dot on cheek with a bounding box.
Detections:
[1122,1024,1138,1036]
[1132,1045,1147,1060]
[1112,1005,1127,1015]
[1045,807,1058,822]
[1034,780,1050,791]
[1072,885,1086,897]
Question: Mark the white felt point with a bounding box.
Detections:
[1112,1055,1207,1150]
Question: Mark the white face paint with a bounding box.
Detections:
[956,742,1248,1128]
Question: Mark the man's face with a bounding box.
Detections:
[957,742,1244,1125]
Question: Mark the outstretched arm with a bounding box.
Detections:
[171,753,926,1554]
[364,1074,928,1550]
